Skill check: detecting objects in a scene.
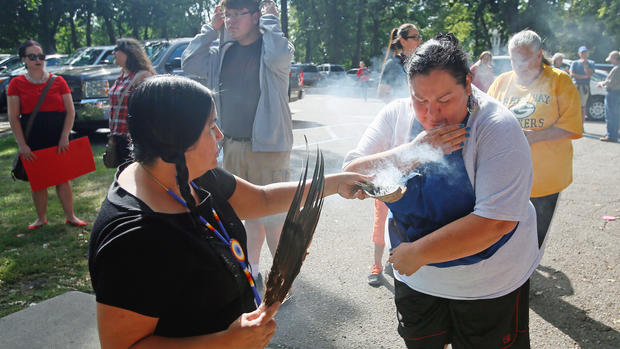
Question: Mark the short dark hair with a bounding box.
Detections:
[18,40,42,57]
[406,33,470,88]
[222,0,259,12]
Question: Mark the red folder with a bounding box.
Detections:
[21,136,96,191]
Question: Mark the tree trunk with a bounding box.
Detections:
[352,0,365,67]
[85,10,92,46]
[280,0,289,37]
[69,12,78,52]
[117,20,123,40]
[38,0,57,53]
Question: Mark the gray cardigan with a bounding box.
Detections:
[181,14,294,152]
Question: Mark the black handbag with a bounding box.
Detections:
[102,136,119,168]
[11,75,57,181]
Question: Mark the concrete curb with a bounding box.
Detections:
[0,291,99,349]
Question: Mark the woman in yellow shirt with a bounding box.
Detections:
[487,30,582,249]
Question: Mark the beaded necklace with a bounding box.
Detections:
[141,165,262,306]
[25,71,49,84]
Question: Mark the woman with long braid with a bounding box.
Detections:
[88,75,366,348]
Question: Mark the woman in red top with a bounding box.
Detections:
[107,38,154,165]
[7,40,86,229]
[357,60,371,101]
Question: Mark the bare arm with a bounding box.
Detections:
[58,93,75,153]
[523,126,576,145]
[97,302,279,349]
[388,213,517,276]
[229,172,369,220]
[582,60,594,78]
[7,95,37,161]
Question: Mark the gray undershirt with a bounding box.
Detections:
[219,37,262,139]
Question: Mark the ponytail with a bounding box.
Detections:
[380,28,400,76]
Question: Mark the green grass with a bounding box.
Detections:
[0,135,115,317]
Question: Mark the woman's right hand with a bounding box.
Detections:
[211,4,225,31]
[410,124,468,155]
[227,302,280,348]
[18,144,36,162]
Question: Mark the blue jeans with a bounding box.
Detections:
[605,90,620,141]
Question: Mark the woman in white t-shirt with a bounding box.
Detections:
[344,34,540,349]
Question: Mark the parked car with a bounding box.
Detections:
[58,38,207,133]
[595,63,613,73]
[289,64,304,101]
[492,55,608,121]
[0,59,24,110]
[292,63,320,86]
[62,46,115,68]
[0,55,21,73]
[317,63,346,83]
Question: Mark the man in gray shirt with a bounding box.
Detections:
[182,0,294,288]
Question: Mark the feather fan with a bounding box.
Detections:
[263,145,325,306]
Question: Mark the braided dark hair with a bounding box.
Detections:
[406,33,470,88]
[128,75,215,225]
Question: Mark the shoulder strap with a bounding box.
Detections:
[113,70,148,120]
[23,74,57,141]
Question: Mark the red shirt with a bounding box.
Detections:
[357,67,370,82]
[7,74,71,114]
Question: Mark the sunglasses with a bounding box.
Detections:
[26,53,46,61]
[404,34,422,41]
[224,10,253,20]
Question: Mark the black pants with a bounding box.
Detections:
[395,279,530,349]
[530,193,560,248]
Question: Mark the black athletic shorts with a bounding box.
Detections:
[394,279,530,349]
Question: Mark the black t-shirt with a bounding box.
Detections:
[88,167,256,337]
[219,37,262,139]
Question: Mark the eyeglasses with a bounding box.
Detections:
[26,54,46,61]
[113,47,121,53]
[224,11,252,20]
[404,34,422,41]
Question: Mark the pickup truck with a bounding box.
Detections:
[56,38,203,133]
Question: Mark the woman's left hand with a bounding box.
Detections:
[58,135,70,153]
[388,242,424,276]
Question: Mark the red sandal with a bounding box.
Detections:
[65,218,87,227]
[28,220,47,230]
